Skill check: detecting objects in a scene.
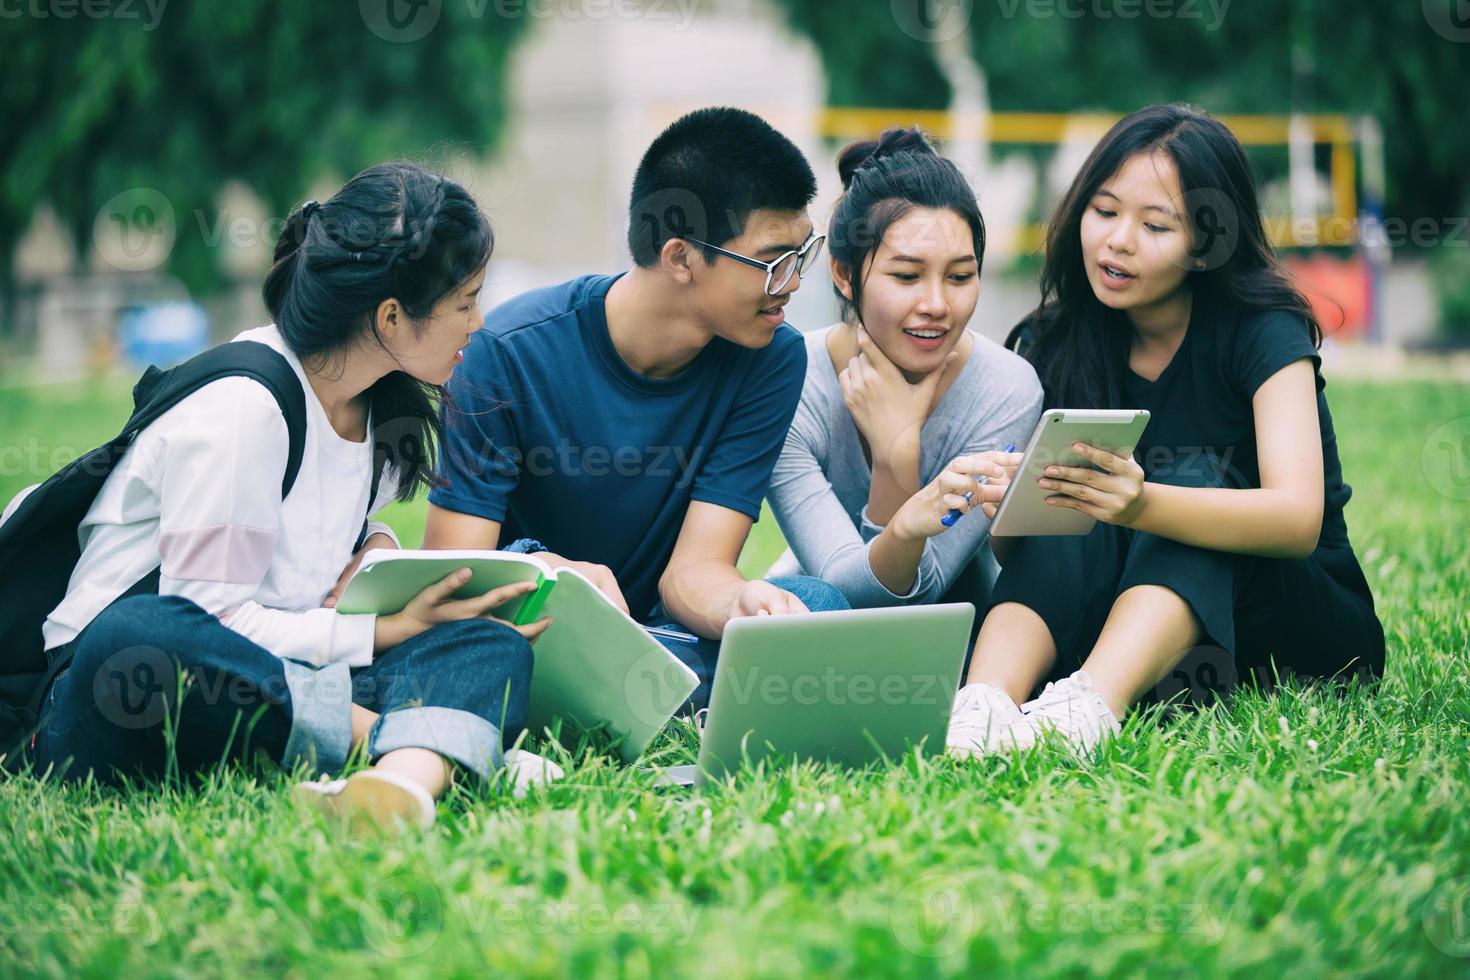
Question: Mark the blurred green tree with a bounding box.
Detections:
[776,0,1469,236]
[969,0,1469,235]
[777,0,951,109]
[2,1,528,294]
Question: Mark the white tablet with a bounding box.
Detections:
[989,409,1151,537]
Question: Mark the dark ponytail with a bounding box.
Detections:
[829,127,986,324]
[263,162,493,502]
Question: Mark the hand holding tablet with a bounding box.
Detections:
[988,409,1151,537]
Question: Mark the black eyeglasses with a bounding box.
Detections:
[685,231,826,296]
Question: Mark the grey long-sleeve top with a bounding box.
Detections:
[767,325,1043,607]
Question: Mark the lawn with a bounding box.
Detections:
[1,374,1468,977]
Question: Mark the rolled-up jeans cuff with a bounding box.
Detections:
[280,660,353,774]
[369,706,503,780]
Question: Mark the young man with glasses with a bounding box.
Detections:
[424,107,847,710]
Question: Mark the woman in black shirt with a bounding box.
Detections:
[947,104,1384,758]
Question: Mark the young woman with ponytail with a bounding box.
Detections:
[767,127,1043,609]
[34,162,557,830]
[946,105,1385,759]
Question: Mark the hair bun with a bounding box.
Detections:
[836,126,936,189]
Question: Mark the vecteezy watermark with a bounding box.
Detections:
[517,442,704,481]
[194,187,707,263]
[93,188,176,273]
[360,0,699,43]
[360,873,445,958]
[889,873,1226,958]
[488,0,700,29]
[1279,213,1470,251]
[624,647,701,729]
[983,894,1224,939]
[890,0,974,43]
[359,0,442,42]
[197,206,443,261]
[359,872,701,958]
[1007,444,1237,482]
[456,896,699,946]
[872,424,1239,501]
[94,182,602,276]
[1424,874,1470,957]
[629,187,710,262]
[86,646,440,732]
[827,201,980,255]
[194,210,291,252]
[1003,0,1231,29]
[90,645,178,730]
[1176,188,1240,273]
[890,872,976,958]
[1153,644,1236,709]
[0,438,89,480]
[1359,215,1470,249]
[0,899,163,945]
[0,0,167,29]
[442,437,707,484]
[1423,0,1470,42]
[724,666,950,709]
[892,0,1231,42]
[1,420,426,487]
[1421,417,1470,501]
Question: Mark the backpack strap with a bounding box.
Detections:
[131,342,387,556]
[127,341,308,498]
[354,433,390,553]
[114,341,309,592]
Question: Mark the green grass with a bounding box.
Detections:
[2,376,1469,977]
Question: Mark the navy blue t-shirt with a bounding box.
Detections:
[430,274,807,618]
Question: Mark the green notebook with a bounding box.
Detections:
[335,550,699,762]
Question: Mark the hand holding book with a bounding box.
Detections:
[336,550,698,762]
[524,551,629,615]
[372,572,555,653]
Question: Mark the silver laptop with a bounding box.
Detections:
[656,603,975,787]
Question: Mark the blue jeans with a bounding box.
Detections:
[35,594,533,786]
[643,575,849,713]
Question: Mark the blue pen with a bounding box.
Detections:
[940,443,1017,527]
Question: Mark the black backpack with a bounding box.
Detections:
[0,340,386,766]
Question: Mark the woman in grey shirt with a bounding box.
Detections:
[768,128,1043,608]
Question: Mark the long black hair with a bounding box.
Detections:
[829,126,986,325]
[1017,103,1320,408]
[262,162,492,502]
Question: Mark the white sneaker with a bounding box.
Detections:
[504,749,565,799]
[1016,670,1121,755]
[293,770,437,833]
[946,682,1029,758]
